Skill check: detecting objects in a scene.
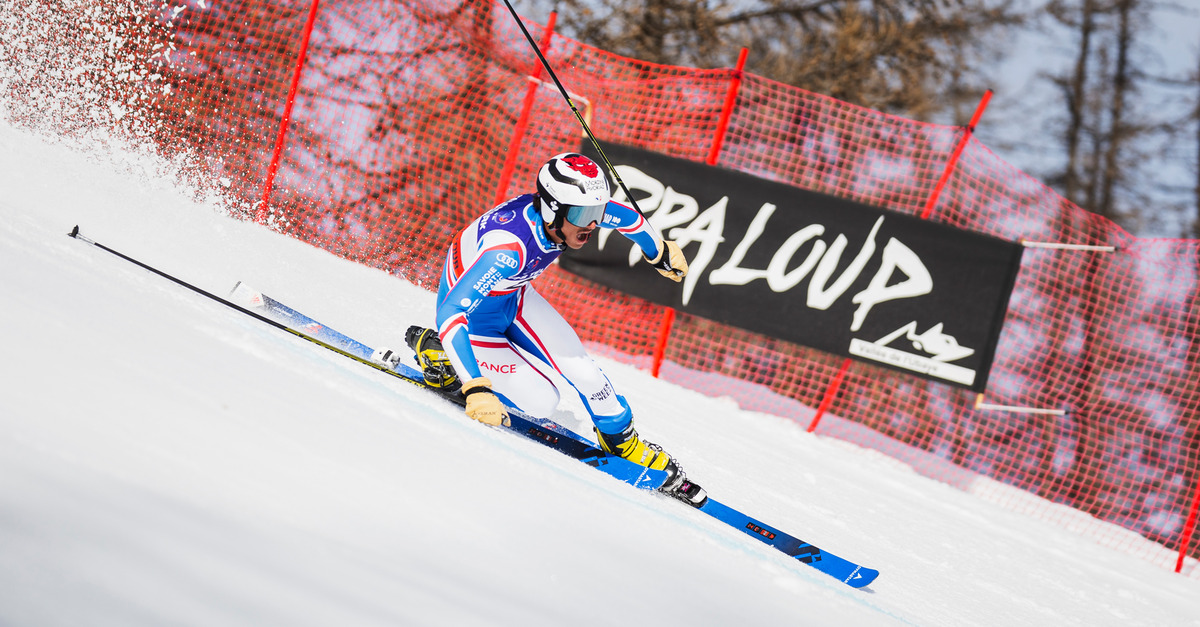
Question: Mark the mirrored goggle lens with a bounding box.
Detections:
[565,203,606,227]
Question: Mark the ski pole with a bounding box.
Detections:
[66,226,406,380]
[498,0,648,220]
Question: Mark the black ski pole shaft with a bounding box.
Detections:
[498,0,647,219]
[66,225,406,379]
[69,225,247,312]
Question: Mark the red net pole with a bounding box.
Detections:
[257,0,322,223]
[650,308,676,378]
[1177,477,1200,573]
[919,89,993,220]
[493,12,557,206]
[806,89,993,432]
[651,48,748,378]
[704,47,748,166]
[808,358,850,433]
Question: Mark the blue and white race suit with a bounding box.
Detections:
[435,193,667,435]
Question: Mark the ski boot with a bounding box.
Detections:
[404,325,461,396]
[595,424,707,507]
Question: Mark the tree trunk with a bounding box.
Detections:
[1194,50,1200,238]
[1063,0,1096,205]
[1097,0,1134,221]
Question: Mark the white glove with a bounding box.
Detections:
[645,240,688,282]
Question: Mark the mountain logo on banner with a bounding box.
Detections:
[848,321,978,386]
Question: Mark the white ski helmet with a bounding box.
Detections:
[536,153,610,230]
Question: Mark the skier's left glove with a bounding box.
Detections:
[461,377,510,427]
[645,239,688,282]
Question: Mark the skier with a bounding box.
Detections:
[402,152,695,497]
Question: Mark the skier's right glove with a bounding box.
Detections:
[461,377,510,427]
[645,239,688,282]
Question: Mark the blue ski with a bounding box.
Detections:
[228,282,879,588]
[699,499,878,587]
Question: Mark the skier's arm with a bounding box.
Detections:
[435,247,522,382]
[603,200,689,281]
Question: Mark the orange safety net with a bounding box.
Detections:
[5,0,1198,576]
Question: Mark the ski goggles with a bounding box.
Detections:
[564,202,607,227]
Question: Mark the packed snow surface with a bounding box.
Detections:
[1,122,1198,626]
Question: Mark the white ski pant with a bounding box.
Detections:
[452,286,630,433]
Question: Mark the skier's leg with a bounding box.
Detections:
[505,286,625,428]
[465,334,560,418]
[506,288,685,488]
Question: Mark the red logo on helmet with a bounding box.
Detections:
[562,155,599,178]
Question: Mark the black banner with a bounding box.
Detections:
[561,141,1023,391]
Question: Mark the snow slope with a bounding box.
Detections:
[2,121,1199,626]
